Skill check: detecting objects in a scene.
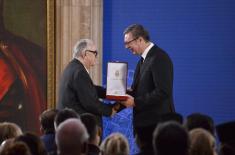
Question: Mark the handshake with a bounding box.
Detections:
[111,94,135,116]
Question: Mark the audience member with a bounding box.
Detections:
[0,139,14,154]
[39,109,59,153]
[100,132,129,155]
[0,141,31,155]
[80,113,101,155]
[54,108,80,129]
[134,112,182,155]
[14,132,47,155]
[159,112,183,124]
[184,113,215,136]
[134,126,154,155]
[189,128,217,155]
[153,121,189,155]
[0,122,22,144]
[55,118,89,155]
[216,121,235,155]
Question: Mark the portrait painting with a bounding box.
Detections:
[0,0,55,133]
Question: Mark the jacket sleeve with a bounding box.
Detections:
[95,85,107,99]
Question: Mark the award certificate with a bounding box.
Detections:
[106,62,128,100]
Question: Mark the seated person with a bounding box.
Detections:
[0,122,22,144]
[216,121,235,155]
[189,128,217,155]
[56,118,89,155]
[184,113,215,136]
[39,109,59,153]
[81,113,101,155]
[100,132,129,155]
[153,121,189,155]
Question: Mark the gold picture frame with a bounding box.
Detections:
[47,0,56,109]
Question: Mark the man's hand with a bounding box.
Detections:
[121,94,135,108]
[113,102,121,111]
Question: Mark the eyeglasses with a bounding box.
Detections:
[86,50,98,57]
[124,37,138,46]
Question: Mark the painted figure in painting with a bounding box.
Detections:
[0,0,46,132]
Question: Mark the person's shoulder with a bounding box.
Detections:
[65,59,83,71]
[151,45,172,60]
[151,45,167,55]
[87,144,100,155]
[62,59,86,78]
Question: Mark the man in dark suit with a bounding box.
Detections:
[121,24,175,152]
[57,39,119,127]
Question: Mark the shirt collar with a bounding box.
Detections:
[141,42,154,60]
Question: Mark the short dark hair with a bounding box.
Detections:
[54,108,80,128]
[39,109,58,134]
[123,24,150,41]
[15,132,47,155]
[153,121,189,155]
[216,120,235,155]
[80,113,99,142]
[185,113,215,135]
[159,112,183,124]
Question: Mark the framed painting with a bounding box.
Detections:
[0,0,55,133]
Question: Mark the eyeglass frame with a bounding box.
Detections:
[124,37,139,46]
[85,50,98,57]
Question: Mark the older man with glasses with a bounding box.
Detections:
[57,39,121,128]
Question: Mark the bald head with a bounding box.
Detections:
[56,118,89,155]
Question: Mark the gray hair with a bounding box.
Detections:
[72,39,93,58]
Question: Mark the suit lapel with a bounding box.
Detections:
[132,45,159,92]
[132,59,142,91]
[138,46,158,81]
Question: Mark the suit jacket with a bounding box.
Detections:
[131,45,175,128]
[57,59,112,126]
[87,144,100,155]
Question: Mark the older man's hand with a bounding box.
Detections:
[120,95,135,108]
